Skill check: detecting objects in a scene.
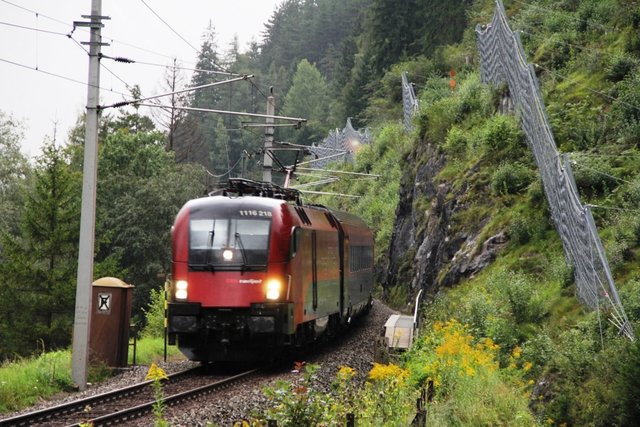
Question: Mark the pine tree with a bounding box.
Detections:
[282,59,332,146]
[0,139,79,357]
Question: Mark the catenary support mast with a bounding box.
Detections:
[71,0,109,390]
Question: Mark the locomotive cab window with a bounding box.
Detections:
[189,216,271,270]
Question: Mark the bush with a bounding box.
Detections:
[141,287,167,339]
[491,162,534,195]
[490,270,545,325]
[443,126,469,157]
[509,214,533,245]
[571,155,619,197]
[605,50,638,82]
[479,115,525,160]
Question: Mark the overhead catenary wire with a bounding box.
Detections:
[0,0,73,29]
[0,19,68,36]
[138,0,199,55]
[100,54,245,78]
[0,56,129,97]
[100,75,253,110]
[134,103,307,123]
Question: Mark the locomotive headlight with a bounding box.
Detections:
[175,280,188,300]
[265,279,282,300]
[222,249,233,261]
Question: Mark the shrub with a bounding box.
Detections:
[491,162,534,195]
[611,74,640,145]
[620,178,640,207]
[478,115,525,160]
[571,155,619,197]
[605,50,638,82]
[443,126,469,158]
[141,287,167,339]
[509,214,533,245]
[490,270,545,325]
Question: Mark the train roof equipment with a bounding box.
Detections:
[210,178,303,205]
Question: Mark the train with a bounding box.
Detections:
[167,178,374,362]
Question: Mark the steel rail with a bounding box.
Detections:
[0,366,203,426]
[83,368,258,426]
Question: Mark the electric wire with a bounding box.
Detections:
[0,19,68,36]
[0,56,129,97]
[138,0,199,55]
[0,0,73,29]
[204,155,244,178]
[568,160,635,186]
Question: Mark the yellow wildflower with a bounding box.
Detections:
[523,361,533,371]
[145,362,169,381]
[337,365,356,381]
[368,363,408,383]
[512,346,522,358]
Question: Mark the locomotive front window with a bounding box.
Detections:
[189,217,271,269]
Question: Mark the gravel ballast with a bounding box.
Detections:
[1,300,396,426]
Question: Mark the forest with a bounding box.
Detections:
[3,0,640,424]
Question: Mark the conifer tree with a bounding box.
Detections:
[0,140,79,357]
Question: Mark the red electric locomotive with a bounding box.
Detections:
[167,179,374,362]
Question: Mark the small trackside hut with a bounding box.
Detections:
[167,179,374,362]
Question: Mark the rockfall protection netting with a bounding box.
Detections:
[476,0,633,339]
[308,118,372,169]
[402,71,419,132]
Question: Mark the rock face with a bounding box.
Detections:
[383,141,508,300]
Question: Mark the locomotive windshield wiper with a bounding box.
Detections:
[205,221,216,268]
[234,232,248,268]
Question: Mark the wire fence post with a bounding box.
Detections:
[346,413,355,427]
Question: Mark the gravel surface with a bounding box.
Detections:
[159,300,395,426]
[1,300,395,426]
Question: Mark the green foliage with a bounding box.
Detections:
[443,125,469,157]
[491,162,534,195]
[282,59,332,145]
[141,288,168,339]
[0,141,79,358]
[127,337,183,366]
[405,319,538,426]
[570,154,619,198]
[421,72,492,144]
[0,111,30,236]
[0,350,73,413]
[262,362,415,426]
[478,114,525,160]
[145,363,169,427]
[263,364,329,426]
[611,73,640,145]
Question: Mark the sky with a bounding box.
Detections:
[0,0,282,158]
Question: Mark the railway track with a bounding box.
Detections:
[0,367,258,426]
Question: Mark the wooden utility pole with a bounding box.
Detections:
[71,0,109,390]
[262,88,275,183]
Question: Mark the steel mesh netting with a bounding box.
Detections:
[308,118,372,168]
[476,0,633,339]
[402,71,419,132]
